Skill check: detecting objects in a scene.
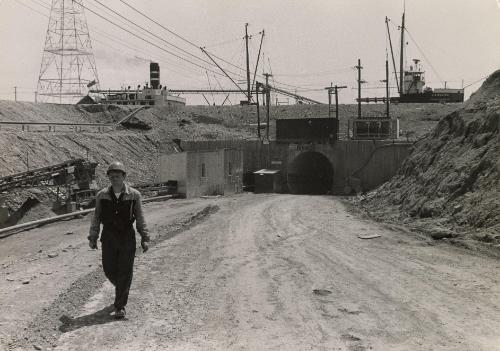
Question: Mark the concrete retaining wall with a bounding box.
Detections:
[158,148,243,198]
[169,139,412,195]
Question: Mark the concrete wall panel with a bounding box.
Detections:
[186,150,225,198]
[158,153,187,195]
[224,149,244,194]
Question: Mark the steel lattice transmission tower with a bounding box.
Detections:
[37,0,100,104]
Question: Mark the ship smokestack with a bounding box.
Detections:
[150,62,160,89]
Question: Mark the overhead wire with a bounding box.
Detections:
[72,0,233,79]
[118,0,256,80]
[93,0,254,86]
[463,75,488,89]
[404,28,444,83]
[27,0,50,10]
[119,0,199,49]
[23,0,217,82]
[204,36,243,49]
[116,0,316,93]
[88,0,224,71]
[14,0,47,16]
[32,0,323,100]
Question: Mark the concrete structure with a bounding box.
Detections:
[349,118,400,140]
[276,118,338,143]
[178,139,412,195]
[158,149,243,198]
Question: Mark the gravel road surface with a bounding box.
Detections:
[1,194,499,350]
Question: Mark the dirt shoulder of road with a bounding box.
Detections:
[341,196,500,259]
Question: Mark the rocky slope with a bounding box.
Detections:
[359,70,500,243]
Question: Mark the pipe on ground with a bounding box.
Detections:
[0,194,176,239]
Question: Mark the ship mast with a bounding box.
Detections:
[399,7,405,96]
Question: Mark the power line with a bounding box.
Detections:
[34,0,322,100]
[272,67,353,77]
[14,0,237,91]
[89,0,221,72]
[119,0,200,49]
[14,0,47,16]
[404,28,444,83]
[27,0,50,10]
[464,75,489,89]
[204,36,242,49]
[20,0,191,77]
[115,0,311,91]
[72,0,232,79]
[88,0,253,85]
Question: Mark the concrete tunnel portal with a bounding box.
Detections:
[287,151,334,195]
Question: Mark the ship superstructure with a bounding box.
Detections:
[90,62,186,107]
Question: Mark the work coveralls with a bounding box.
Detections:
[88,184,149,310]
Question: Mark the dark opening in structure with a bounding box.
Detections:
[287,151,334,195]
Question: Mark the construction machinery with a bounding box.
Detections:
[0,158,98,212]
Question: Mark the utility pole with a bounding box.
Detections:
[251,30,265,92]
[356,59,363,119]
[324,83,347,119]
[263,73,272,140]
[399,11,405,96]
[34,91,38,103]
[244,23,252,104]
[386,59,390,118]
[255,82,261,138]
[14,87,17,102]
[326,83,332,117]
[385,16,400,94]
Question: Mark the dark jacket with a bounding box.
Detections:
[88,183,150,242]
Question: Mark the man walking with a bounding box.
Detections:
[88,161,150,319]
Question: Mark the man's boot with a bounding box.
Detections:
[114,307,126,319]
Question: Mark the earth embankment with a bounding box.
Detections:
[359,70,500,244]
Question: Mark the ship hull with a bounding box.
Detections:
[391,92,464,103]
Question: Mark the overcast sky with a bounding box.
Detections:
[0,0,499,104]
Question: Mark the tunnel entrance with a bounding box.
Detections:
[287,151,334,195]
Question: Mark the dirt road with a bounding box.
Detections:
[1,194,500,350]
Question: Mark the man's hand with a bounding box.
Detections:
[89,238,98,250]
[141,240,149,253]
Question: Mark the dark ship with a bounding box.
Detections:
[394,59,464,103]
[390,9,464,103]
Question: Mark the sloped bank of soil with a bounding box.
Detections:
[358,70,500,247]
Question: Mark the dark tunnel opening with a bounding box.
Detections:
[287,151,334,195]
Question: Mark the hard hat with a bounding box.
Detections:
[106,161,126,175]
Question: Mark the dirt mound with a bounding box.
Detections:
[0,188,56,227]
[0,100,134,124]
[360,69,500,241]
[15,198,56,224]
